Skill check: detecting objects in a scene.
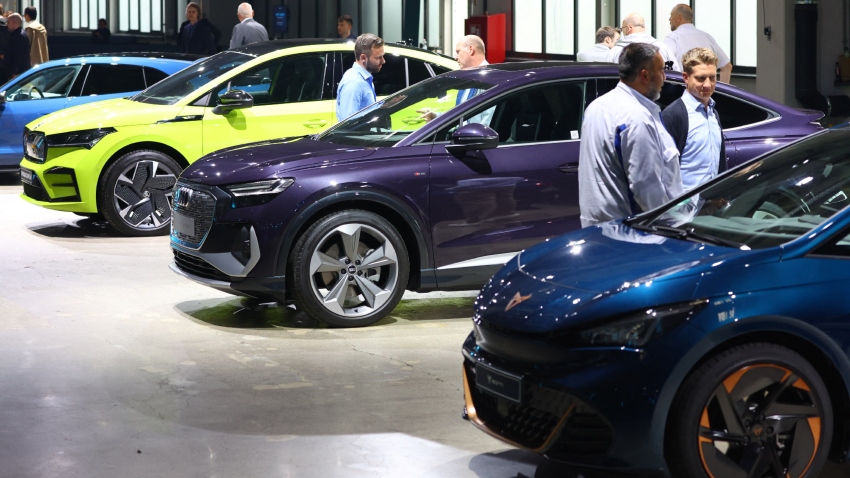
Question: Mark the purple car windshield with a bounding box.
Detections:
[634,131,850,250]
[317,76,496,148]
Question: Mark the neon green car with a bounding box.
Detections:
[20,40,457,236]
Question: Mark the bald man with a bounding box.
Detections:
[4,13,29,80]
[229,2,268,49]
[664,4,732,83]
[607,13,680,72]
[455,35,488,69]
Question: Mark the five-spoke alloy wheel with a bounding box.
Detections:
[290,210,409,327]
[668,343,832,478]
[99,150,181,236]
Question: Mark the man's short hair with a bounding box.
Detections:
[673,4,694,23]
[618,42,659,81]
[338,14,353,26]
[681,47,718,74]
[354,33,384,59]
[595,26,618,44]
[23,6,35,20]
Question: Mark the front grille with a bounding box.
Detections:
[171,183,216,249]
[23,175,50,202]
[465,361,613,455]
[173,249,230,282]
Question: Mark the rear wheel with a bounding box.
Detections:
[289,210,409,327]
[98,150,181,236]
[667,343,832,478]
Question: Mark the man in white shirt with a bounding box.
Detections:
[607,13,680,72]
[663,4,732,82]
[579,43,683,227]
[576,26,619,62]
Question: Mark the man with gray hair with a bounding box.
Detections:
[664,4,732,82]
[579,43,682,227]
[229,3,268,48]
[455,34,487,70]
[607,13,680,71]
[336,33,385,121]
[577,26,620,62]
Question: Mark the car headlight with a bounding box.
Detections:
[579,299,707,348]
[47,128,116,149]
[23,129,45,163]
[224,178,294,207]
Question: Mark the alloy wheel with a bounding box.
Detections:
[112,160,177,230]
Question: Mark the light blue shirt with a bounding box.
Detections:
[336,63,377,121]
[680,91,721,192]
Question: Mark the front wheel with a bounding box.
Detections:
[667,343,832,478]
[289,210,409,327]
[98,150,181,236]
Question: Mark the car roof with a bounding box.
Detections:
[67,52,204,62]
[228,38,454,61]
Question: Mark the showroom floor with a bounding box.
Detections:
[0,174,846,478]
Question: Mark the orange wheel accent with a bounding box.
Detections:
[700,408,710,428]
[793,377,811,392]
[799,417,822,477]
[697,436,718,478]
[723,364,792,392]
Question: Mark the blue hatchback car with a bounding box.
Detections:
[0,53,198,172]
[463,127,850,477]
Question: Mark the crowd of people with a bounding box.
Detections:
[0,4,49,83]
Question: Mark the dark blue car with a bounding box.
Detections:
[0,53,198,172]
[169,62,821,327]
[462,126,850,477]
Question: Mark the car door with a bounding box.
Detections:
[202,53,334,155]
[62,64,149,109]
[0,64,84,166]
[428,80,588,278]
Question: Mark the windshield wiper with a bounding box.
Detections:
[631,222,749,249]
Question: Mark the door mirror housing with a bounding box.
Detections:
[445,123,499,154]
[212,89,254,115]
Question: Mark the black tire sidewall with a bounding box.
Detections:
[290,210,410,327]
[667,343,833,478]
[98,150,181,237]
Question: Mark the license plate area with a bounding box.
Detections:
[172,211,195,236]
[475,362,522,403]
[19,167,34,185]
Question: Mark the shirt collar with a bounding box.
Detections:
[352,63,373,81]
[676,23,695,31]
[682,89,715,112]
[617,82,661,115]
[240,17,252,23]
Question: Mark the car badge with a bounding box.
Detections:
[176,187,193,209]
[505,292,532,312]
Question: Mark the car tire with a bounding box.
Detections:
[98,150,181,237]
[667,342,832,478]
[289,210,409,327]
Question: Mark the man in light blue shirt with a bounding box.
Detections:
[336,33,385,121]
[661,48,727,192]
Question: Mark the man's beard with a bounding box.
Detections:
[647,84,661,101]
[365,61,381,74]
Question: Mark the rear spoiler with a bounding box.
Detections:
[797,108,825,123]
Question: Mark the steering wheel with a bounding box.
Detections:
[27,86,44,99]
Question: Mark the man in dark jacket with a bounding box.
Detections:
[661,47,726,192]
[4,13,30,81]
[0,7,10,84]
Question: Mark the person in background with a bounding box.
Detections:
[663,4,733,83]
[178,2,215,55]
[579,43,682,227]
[607,13,680,72]
[455,34,488,70]
[336,33,385,121]
[23,6,47,66]
[92,18,110,44]
[229,3,268,49]
[337,15,356,40]
[4,13,29,80]
[662,48,727,192]
[576,26,620,62]
[0,5,9,84]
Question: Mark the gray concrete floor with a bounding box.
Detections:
[0,174,846,478]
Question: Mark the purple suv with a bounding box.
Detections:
[169,62,822,327]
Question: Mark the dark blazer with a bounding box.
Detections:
[661,96,728,175]
[179,19,216,55]
[4,26,30,78]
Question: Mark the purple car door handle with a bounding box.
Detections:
[558,164,579,174]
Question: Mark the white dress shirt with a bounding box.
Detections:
[607,33,682,72]
[577,44,612,62]
[663,24,730,69]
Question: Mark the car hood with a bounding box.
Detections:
[179,138,378,185]
[26,98,181,133]
[476,222,773,334]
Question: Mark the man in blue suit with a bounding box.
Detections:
[229,3,268,49]
[4,13,29,80]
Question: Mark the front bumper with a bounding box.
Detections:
[19,144,107,213]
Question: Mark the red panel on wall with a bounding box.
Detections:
[464,14,506,64]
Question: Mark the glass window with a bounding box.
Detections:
[382,0,402,43]
[340,0,359,34]
[215,54,327,106]
[619,0,653,33]
[71,0,106,30]
[545,0,575,55]
[6,66,83,101]
[576,1,597,54]
[143,67,169,88]
[117,0,162,32]
[694,0,731,60]
[432,64,452,75]
[428,0,440,49]
[735,0,758,67]
[132,52,256,105]
[655,0,682,43]
[372,54,407,96]
[452,0,468,51]
[82,65,146,95]
[711,93,771,129]
[407,59,433,85]
[362,0,379,37]
[515,0,543,52]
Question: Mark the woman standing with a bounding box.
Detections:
[178,2,215,55]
